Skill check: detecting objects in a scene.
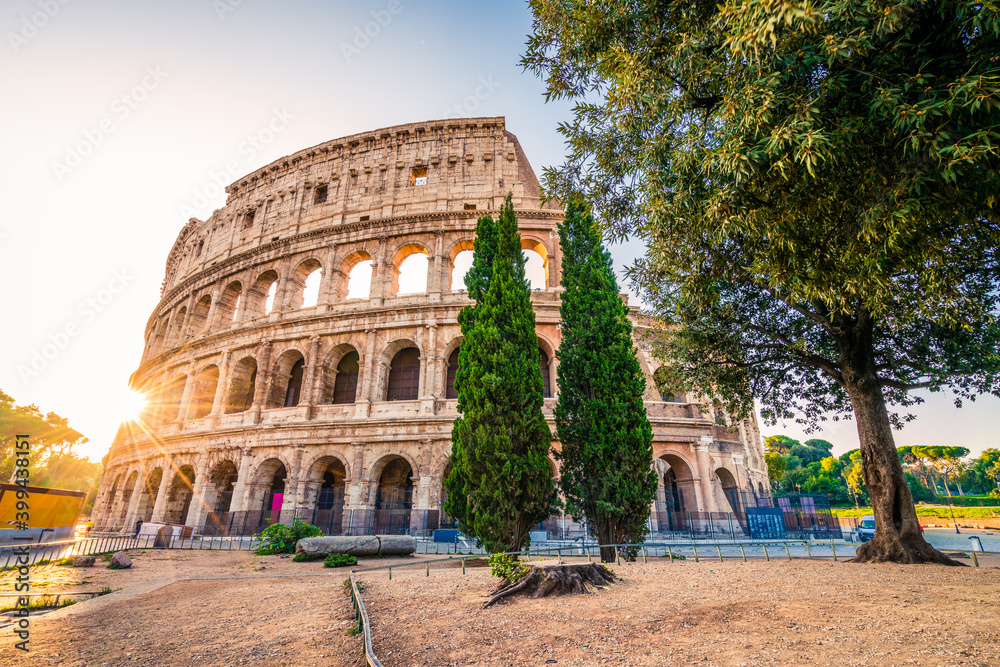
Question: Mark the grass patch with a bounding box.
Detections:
[0,596,78,612]
[324,553,358,568]
[292,552,325,562]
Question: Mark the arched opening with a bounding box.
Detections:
[450,243,475,292]
[104,473,122,527]
[187,295,212,337]
[539,349,552,398]
[118,471,138,520]
[288,259,323,310]
[263,463,286,523]
[188,365,219,420]
[202,461,238,537]
[223,357,257,414]
[164,465,195,525]
[138,468,162,522]
[267,350,305,408]
[374,456,413,534]
[247,270,278,320]
[248,459,287,529]
[716,467,741,515]
[160,374,187,423]
[446,347,460,399]
[713,400,728,424]
[170,306,187,346]
[655,455,698,532]
[392,245,429,296]
[521,239,550,291]
[331,351,360,404]
[311,457,347,535]
[284,359,305,407]
[339,251,374,300]
[151,317,170,354]
[215,281,242,327]
[386,347,420,401]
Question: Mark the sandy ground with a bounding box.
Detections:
[1,549,997,666]
[0,549,366,666]
[363,557,1000,667]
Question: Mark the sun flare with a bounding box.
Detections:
[117,389,148,423]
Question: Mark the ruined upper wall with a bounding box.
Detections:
[162,117,553,293]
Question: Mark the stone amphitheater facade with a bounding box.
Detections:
[92,117,770,537]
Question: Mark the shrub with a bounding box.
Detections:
[324,553,358,568]
[488,553,530,583]
[292,552,324,562]
[254,518,323,555]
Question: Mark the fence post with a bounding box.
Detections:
[692,544,699,562]
[831,542,837,562]
[784,543,791,561]
[762,543,769,561]
[971,551,979,567]
[739,544,746,562]
[667,545,673,563]
[642,546,647,564]
[805,541,812,560]
[717,545,723,563]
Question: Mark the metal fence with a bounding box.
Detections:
[0,534,261,567]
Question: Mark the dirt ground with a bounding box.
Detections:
[0,549,365,666]
[0,549,997,666]
[363,557,1000,667]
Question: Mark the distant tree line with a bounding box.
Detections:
[765,434,1000,506]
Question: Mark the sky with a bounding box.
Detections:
[1,0,996,463]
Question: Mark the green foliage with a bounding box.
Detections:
[488,553,531,583]
[448,194,557,553]
[523,0,1000,556]
[833,506,1000,519]
[765,452,786,488]
[445,213,500,531]
[254,518,323,555]
[554,198,656,553]
[323,553,358,568]
[765,435,799,455]
[292,552,325,562]
[0,389,100,508]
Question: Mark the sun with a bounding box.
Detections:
[116,388,148,423]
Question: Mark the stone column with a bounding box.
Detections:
[149,460,174,523]
[228,449,254,513]
[122,470,145,530]
[280,446,305,523]
[250,341,273,424]
[178,294,196,342]
[421,323,437,414]
[186,457,213,530]
[696,438,715,513]
[205,287,221,331]
[343,442,369,534]
[272,261,291,316]
[428,230,444,299]
[355,328,377,417]
[299,335,322,412]
[175,365,196,422]
[233,273,251,324]
[318,246,338,307]
[209,350,231,418]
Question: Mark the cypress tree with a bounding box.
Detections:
[448,193,556,552]
[554,199,656,563]
[444,213,498,532]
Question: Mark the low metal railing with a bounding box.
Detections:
[0,534,261,566]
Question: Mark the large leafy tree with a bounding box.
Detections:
[523,0,1000,563]
[446,194,556,552]
[554,199,656,562]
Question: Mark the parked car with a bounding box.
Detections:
[858,515,876,541]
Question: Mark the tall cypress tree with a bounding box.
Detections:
[448,193,556,552]
[445,213,498,532]
[554,199,656,563]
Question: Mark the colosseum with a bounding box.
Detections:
[92,117,770,540]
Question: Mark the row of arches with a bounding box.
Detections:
[148,238,551,358]
[97,447,755,536]
[143,339,556,424]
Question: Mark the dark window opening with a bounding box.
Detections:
[464,203,476,211]
[331,352,360,404]
[244,210,255,228]
[446,347,460,399]
[387,348,419,401]
[284,359,305,407]
[539,349,551,398]
[314,183,328,204]
[359,215,369,221]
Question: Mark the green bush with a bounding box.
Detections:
[488,553,530,583]
[323,553,358,568]
[292,552,324,562]
[254,518,323,555]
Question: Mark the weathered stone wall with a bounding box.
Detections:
[92,117,769,535]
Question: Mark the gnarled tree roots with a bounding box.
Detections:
[484,562,616,607]
[849,535,966,566]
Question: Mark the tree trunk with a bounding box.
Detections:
[839,317,961,565]
[484,562,615,606]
